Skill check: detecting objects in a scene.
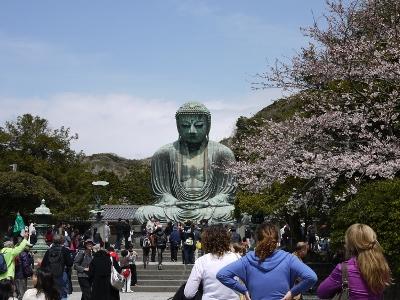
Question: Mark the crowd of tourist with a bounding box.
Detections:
[140,219,212,269]
[0,215,138,300]
[0,212,393,300]
[169,221,392,300]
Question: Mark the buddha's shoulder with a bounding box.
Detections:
[208,140,235,158]
[152,140,234,158]
[153,142,179,157]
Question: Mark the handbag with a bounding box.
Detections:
[185,238,194,246]
[122,268,131,278]
[110,257,125,290]
[332,262,349,300]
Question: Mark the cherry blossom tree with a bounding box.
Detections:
[233,0,400,216]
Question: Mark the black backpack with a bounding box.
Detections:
[47,246,64,277]
[0,253,7,274]
[231,232,241,244]
[156,232,167,248]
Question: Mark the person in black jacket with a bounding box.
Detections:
[122,220,131,250]
[230,227,241,244]
[41,234,73,300]
[154,226,167,270]
[89,246,121,300]
[169,225,181,262]
[164,221,173,248]
[182,222,195,264]
[115,219,125,251]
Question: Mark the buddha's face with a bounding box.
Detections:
[177,114,209,144]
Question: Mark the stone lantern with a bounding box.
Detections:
[32,199,52,254]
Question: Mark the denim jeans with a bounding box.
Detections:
[157,247,165,265]
[15,278,27,300]
[56,272,69,299]
[183,246,194,264]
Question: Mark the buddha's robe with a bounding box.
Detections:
[133,140,236,223]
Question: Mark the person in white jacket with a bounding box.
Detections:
[184,225,240,300]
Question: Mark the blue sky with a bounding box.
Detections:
[0,1,327,158]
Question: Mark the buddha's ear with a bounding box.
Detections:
[205,114,211,135]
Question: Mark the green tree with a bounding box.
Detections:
[121,161,152,205]
[0,171,64,215]
[0,114,92,220]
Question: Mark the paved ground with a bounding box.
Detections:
[67,292,318,300]
[68,292,174,300]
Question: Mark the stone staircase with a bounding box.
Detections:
[121,247,192,292]
[30,248,324,299]
[31,247,193,294]
[132,262,193,292]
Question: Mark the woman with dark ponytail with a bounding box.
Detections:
[0,278,15,300]
[22,268,59,300]
[217,222,317,300]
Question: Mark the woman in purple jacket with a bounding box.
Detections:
[317,224,391,299]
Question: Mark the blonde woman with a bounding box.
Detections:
[317,224,391,299]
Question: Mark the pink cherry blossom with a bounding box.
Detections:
[232,0,400,215]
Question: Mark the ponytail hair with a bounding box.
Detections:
[255,222,279,261]
[345,224,391,294]
[34,268,60,300]
[0,279,14,300]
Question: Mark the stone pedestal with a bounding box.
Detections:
[32,200,52,255]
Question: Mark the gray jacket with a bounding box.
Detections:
[73,250,93,278]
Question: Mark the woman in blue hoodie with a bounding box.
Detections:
[216,222,317,300]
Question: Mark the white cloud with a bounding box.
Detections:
[0,90,282,159]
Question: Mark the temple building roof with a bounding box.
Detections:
[96,205,139,222]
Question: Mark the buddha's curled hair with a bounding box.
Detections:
[255,222,279,262]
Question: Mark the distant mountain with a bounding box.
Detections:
[235,95,305,138]
[84,153,150,179]
[223,95,306,151]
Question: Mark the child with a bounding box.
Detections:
[119,250,132,293]
[128,248,138,287]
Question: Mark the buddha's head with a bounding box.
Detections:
[176,102,211,145]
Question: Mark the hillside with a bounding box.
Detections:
[84,153,150,179]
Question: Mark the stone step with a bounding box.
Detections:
[133,256,185,262]
[128,248,185,254]
[132,257,184,262]
[136,270,191,275]
[137,280,185,287]
[29,261,193,294]
[139,274,188,280]
[67,267,192,280]
[135,262,193,270]
[132,286,182,293]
